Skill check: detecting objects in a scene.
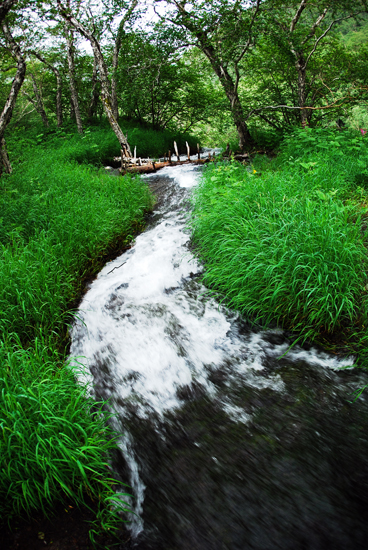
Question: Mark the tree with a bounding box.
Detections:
[242,32,368,131]
[0,2,27,174]
[262,0,368,126]
[114,30,216,131]
[160,0,264,150]
[87,54,99,121]
[65,22,83,133]
[111,0,138,120]
[57,0,134,154]
[24,71,50,127]
[31,50,63,127]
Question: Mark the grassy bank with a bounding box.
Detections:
[0,122,164,536]
[190,128,368,366]
[7,119,199,167]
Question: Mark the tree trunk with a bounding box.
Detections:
[296,60,307,127]
[66,25,83,133]
[88,56,99,121]
[176,19,254,150]
[32,52,63,127]
[203,49,253,150]
[55,70,63,127]
[0,21,26,175]
[0,137,12,175]
[227,90,254,151]
[91,38,131,153]
[111,35,120,121]
[58,3,131,154]
[111,0,138,121]
[30,72,49,127]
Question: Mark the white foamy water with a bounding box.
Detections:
[70,159,355,535]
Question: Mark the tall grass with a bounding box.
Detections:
[190,128,368,357]
[0,337,130,536]
[0,123,157,534]
[6,120,199,167]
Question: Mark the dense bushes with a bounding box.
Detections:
[190,128,368,357]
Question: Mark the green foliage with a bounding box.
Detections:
[338,15,368,50]
[6,121,199,165]
[0,127,154,342]
[124,122,199,158]
[0,123,155,534]
[0,337,131,528]
[115,31,215,132]
[190,128,368,358]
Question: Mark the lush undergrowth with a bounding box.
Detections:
[190,128,368,366]
[0,122,160,537]
[7,119,199,168]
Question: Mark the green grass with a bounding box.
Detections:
[190,127,368,362]
[0,337,130,538]
[7,119,199,167]
[0,122,161,537]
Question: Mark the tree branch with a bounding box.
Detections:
[0,0,16,26]
[234,0,261,65]
[0,64,16,71]
[304,12,362,69]
[301,6,328,45]
[290,0,308,33]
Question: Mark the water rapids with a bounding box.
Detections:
[70,158,368,550]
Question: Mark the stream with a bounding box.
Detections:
[70,159,368,550]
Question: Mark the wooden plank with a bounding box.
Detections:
[174,141,179,161]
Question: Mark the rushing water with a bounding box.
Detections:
[70,160,368,549]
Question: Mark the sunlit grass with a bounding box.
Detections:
[0,123,157,533]
[190,128,368,360]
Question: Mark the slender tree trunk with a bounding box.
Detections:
[203,50,253,150]
[55,71,63,127]
[0,21,26,175]
[30,72,49,127]
[32,52,63,127]
[0,137,12,175]
[65,25,83,133]
[111,0,138,121]
[296,59,307,127]
[111,36,120,121]
[58,2,131,154]
[88,56,99,121]
[70,96,75,119]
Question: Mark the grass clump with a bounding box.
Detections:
[0,337,129,538]
[0,123,155,535]
[190,128,368,359]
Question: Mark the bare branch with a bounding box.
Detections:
[290,0,308,33]
[301,7,328,45]
[304,12,360,69]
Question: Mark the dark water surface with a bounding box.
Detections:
[70,162,368,550]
